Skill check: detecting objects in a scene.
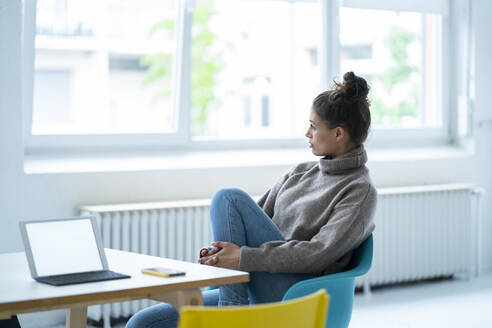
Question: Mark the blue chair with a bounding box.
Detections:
[282,234,373,328]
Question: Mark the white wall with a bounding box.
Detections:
[0,0,24,253]
[1,0,492,272]
[471,0,492,273]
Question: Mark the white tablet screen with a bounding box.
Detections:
[25,219,103,276]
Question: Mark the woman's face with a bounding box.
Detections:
[305,108,340,157]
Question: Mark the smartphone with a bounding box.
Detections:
[141,267,186,278]
[199,246,222,258]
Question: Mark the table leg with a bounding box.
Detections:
[0,312,12,320]
[66,305,88,328]
[149,288,204,311]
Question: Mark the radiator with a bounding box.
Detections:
[79,200,213,328]
[78,184,481,327]
[356,184,481,289]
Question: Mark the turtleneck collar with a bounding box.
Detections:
[319,145,367,174]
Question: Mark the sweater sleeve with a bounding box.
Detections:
[256,169,292,218]
[239,184,377,274]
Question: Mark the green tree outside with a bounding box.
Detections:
[371,26,419,126]
[140,2,224,135]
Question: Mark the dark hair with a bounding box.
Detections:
[312,72,371,145]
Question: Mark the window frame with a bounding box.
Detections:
[23,0,459,154]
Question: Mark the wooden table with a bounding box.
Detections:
[0,249,249,328]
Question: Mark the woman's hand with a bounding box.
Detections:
[198,241,240,270]
[199,245,221,258]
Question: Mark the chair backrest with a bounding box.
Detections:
[282,234,373,328]
[344,234,373,276]
[178,290,329,328]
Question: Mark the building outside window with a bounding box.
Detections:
[33,0,177,135]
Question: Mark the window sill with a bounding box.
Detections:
[23,142,475,175]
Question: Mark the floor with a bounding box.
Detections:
[18,273,492,328]
[350,274,492,328]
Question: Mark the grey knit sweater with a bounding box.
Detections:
[238,145,377,275]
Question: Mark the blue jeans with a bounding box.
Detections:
[126,188,314,328]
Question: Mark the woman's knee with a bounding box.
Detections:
[211,188,249,206]
[210,188,251,224]
[125,303,178,328]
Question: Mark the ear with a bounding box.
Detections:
[335,126,345,140]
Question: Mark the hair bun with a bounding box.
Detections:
[342,71,369,100]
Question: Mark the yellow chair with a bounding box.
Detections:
[177,289,329,328]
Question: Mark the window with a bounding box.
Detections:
[189,0,321,139]
[339,7,442,129]
[23,0,460,151]
[32,0,177,135]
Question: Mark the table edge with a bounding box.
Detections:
[0,273,249,315]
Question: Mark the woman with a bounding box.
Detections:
[126,71,377,327]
